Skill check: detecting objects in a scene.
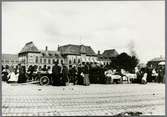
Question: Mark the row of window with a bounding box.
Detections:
[35,57,63,64]
[42,53,59,57]
[1,60,19,63]
[68,59,81,64]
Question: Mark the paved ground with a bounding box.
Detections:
[2,82,165,116]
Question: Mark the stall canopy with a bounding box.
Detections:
[158,61,165,65]
[81,58,86,62]
[93,58,98,63]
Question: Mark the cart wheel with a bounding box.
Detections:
[39,76,50,86]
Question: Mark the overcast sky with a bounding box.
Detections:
[2,1,165,63]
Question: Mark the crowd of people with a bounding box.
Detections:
[1,61,165,86]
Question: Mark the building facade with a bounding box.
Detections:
[18,42,119,68]
[97,49,119,65]
[1,54,19,66]
[147,56,165,69]
[18,42,63,68]
[58,44,98,65]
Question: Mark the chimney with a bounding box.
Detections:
[45,46,48,51]
[98,50,100,55]
[58,45,60,51]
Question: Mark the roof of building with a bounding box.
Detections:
[102,49,119,58]
[2,54,19,61]
[58,44,97,56]
[19,41,40,54]
[149,56,165,62]
[40,50,62,58]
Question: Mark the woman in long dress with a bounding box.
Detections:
[141,68,147,84]
[7,66,19,83]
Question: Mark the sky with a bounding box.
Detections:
[2,1,165,63]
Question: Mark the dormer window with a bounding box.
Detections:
[80,45,86,53]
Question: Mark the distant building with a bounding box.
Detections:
[58,44,98,65]
[17,42,120,68]
[18,41,63,68]
[1,54,19,66]
[98,49,119,65]
[147,56,165,69]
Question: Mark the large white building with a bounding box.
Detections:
[18,42,119,68]
[58,44,98,65]
[18,42,63,68]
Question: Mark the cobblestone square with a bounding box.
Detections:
[2,82,165,116]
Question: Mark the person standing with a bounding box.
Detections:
[71,65,78,85]
[2,65,10,82]
[27,65,34,81]
[98,65,105,84]
[18,65,27,83]
[68,65,73,83]
[82,63,90,86]
[77,64,83,85]
[141,68,147,84]
[152,69,158,82]
[52,62,61,86]
[7,66,18,83]
[61,64,69,86]
[157,66,165,83]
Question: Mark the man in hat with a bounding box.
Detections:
[82,62,90,86]
[70,65,78,85]
[17,64,27,83]
[52,61,61,86]
[61,64,69,86]
[77,63,83,85]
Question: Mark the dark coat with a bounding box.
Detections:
[62,66,69,83]
[52,65,62,86]
[18,66,27,83]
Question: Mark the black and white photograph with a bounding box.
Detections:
[2,1,165,116]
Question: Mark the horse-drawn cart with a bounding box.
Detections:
[27,71,53,86]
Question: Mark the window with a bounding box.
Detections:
[6,60,9,63]
[69,60,72,64]
[48,59,51,64]
[40,58,42,63]
[44,58,46,64]
[35,56,38,63]
[78,59,80,63]
[52,59,55,64]
[74,59,76,64]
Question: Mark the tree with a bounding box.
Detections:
[113,52,139,73]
